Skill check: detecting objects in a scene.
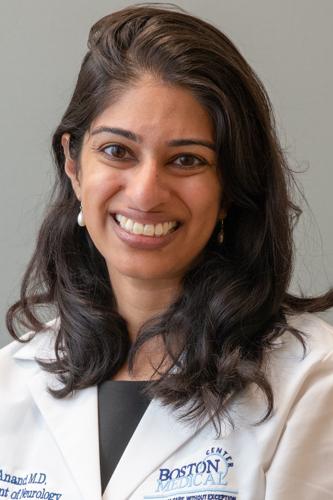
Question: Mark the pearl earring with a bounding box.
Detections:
[217,219,224,244]
[77,204,85,227]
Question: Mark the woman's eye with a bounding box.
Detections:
[101,144,130,159]
[99,147,206,168]
[173,155,206,168]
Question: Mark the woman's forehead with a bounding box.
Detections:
[87,78,215,144]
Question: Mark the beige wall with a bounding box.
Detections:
[0,0,332,346]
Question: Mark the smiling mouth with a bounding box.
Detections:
[113,214,180,237]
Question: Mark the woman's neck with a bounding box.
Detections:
[108,268,181,380]
[109,270,181,340]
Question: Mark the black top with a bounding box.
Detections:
[98,380,152,494]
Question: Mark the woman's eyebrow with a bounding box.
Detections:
[167,138,216,151]
[90,126,216,151]
[91,126,142,142]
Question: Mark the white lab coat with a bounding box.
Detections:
[0,313,333,500]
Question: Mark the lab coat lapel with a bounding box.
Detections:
[103,398,208,500]
[14,340,101,500]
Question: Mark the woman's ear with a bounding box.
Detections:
[219,204,228,220]
[219,209,226,220]
[61,133,81,200]
[219,194,231,220]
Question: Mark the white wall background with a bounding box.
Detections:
[0,0,332,347]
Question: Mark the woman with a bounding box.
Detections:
[1,4,333,500]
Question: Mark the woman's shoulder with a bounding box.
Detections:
[233,313,333,430]
[262,313,333,412]
[264,312,333,386]
[283,311,333,358]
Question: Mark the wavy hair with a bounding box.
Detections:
[7,4,333,426]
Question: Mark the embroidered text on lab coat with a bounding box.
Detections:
[145,447,238,500]
[0,468,62,499]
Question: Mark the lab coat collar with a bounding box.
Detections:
[13,330,211,500]
[12,317,60,360]
[13,332,102,500]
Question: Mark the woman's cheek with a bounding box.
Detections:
[82,169,123,206]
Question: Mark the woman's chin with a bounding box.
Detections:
[106,259,185,283]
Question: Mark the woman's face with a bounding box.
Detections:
[64,76,223,283]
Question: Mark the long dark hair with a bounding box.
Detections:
[7,4,333,426]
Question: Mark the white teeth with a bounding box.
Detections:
[154,223,163,236]
[133,222,144,234]
[114,214,178,237]
[124,218,133,231]
[143,224,155,236]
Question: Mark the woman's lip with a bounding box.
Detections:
[110,210,180,225]
[110,214,180,250]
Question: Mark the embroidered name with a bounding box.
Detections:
[0,469,62,499]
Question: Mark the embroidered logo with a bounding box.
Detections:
[145,447,238,500]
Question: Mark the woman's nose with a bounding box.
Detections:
[125,160,171,211]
